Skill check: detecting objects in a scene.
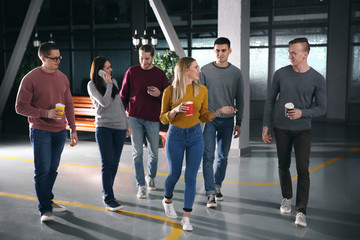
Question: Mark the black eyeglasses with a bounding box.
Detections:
[45,56,62,61]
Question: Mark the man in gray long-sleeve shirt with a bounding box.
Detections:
[199,37,244,208]
[262,37,327,228]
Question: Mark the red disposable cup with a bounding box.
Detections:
[184,101,193,116]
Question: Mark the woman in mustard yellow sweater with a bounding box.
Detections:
[160,57,236,231]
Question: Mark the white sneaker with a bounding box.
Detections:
[162,199,178,219]
[280,198,291,214]
[145,175,156,191]
[52,202,67,212]
[295,212,307,227]
[137,186,147,199]
[41,212,54,222]
[181,217,193,231]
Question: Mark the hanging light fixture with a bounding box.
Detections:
[132,29,140,50]
[151,29,158,48]
[141,30,149,45]
[33,32,41,47]
[48,33,55,44]
[132,29,158,50]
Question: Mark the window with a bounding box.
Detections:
[349,1,360,102]
[250,0,329,100]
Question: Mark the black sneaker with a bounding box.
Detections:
[105,200,123,211]
[215,187,224,201]
[206,194,217,208]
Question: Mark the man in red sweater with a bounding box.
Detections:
[15,42,78,222]
[120,44,168,198]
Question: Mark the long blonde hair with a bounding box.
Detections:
[171,57,199,104]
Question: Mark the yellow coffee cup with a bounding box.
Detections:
[55,103,65,119]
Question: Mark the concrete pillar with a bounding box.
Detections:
[326,0,350,122]
[218,0,250,156]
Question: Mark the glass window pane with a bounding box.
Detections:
[351,3,360,21]
[58,51,70,83]
[274,47,327,78]
[273,28,328,45]
[73,51,92,95]
[250,48,269,100]
[308,46,327,78]
[191,49,214,69]
[155,38,188,49]
[273,5,328,25]
[351,26,360,43]
[250,0,270,25]
[350,46,360,102]
[274,0,329,8]
[73,33,92,49]
[96,50,131,85]
[72,0,92,25]
[38,0,70,26]
[94,0,130,24]
[250,29,269,46]
[193,0,217,11]
[192,38,216,48]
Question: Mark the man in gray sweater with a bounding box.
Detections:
[199,37,244,208]
[262,37,327,227]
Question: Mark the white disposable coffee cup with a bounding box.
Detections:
[285,102,294,117]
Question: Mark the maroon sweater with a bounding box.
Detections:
[120,65,168,122]
[15,67,76,133]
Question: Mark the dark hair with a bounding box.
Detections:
[90,56,119,99]
[214,37,231,48]
[38,42,59,58]
[289,37,310,53]
[139,44,155,56]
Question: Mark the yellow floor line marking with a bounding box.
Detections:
[0,146,358,186]
[0,192,182,240]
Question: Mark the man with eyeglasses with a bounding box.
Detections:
[199,37,244,208]
[262,37,327,227]
[16,42,78,222]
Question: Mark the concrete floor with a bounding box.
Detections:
[0,122,359,240]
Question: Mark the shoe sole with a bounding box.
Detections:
[137,195,147,199]
[182,226,193,231]
[41,216,54,222]
[295,221,307,227]
[215,197,224,201]
[106,205,123,211]
[206,203,217,208]
[147,187,156,191]
[280,208,291,214]
[52,207,67,212]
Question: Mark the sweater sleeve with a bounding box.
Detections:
[263,71,280,127]
[199,86,212,122]
[301,75,327,118]
[120,69,131,110]
[15,74,48,118]
[160,87,172,125]
[87,81,113,108]
[235,71,244,126]
[157,71,169,102]
[64,83,77,133]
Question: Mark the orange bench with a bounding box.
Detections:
[66,96,96,132]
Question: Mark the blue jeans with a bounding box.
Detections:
[96,127,126,203]
[164,124,204,212]
[129,117,159,187]
[30,128,67,215]
[202,118,234,195]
